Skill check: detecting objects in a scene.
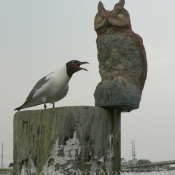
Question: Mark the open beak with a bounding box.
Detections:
[76,62,89,71]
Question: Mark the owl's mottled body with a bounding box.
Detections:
[94,0,147,111]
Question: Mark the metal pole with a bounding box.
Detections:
[114,109,121,175]
[1,142,3,168]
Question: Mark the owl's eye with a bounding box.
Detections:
[97,16,104,24]
[116,14,123,20]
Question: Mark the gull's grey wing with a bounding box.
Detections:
[26,73,53,101]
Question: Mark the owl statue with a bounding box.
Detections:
[94,0,147,112]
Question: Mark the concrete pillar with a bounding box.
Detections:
[14,106,116,175]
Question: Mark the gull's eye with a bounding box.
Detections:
[72,61,76,64]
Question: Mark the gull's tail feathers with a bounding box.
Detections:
[14,101,40,111]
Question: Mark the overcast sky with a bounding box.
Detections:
[0,0,175,167]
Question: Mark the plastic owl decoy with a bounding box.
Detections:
[94,0,147,112]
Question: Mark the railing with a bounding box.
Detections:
[122,160,175,168]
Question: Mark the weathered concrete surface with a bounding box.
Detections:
[14,106,115,174]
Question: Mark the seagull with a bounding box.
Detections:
[14,60,89,111]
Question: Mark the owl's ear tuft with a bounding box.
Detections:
[98,1,105,11]
[114,0,125,9]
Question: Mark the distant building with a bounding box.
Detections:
[121,158,128,165]
[121,158,129,172]
[128,160,133,165]
[137,159,151,164]
[128,158,137,165]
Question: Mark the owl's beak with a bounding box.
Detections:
[106,19,110,27]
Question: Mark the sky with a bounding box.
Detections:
[0,0,175,168]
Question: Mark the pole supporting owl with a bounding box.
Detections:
[94,0,147,112]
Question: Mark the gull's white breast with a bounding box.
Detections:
[33,65,70,103]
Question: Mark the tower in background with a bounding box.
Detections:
[131,140,137,164]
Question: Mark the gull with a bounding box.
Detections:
[15,60,89,111]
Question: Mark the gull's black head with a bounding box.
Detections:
[66,60,89,77]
